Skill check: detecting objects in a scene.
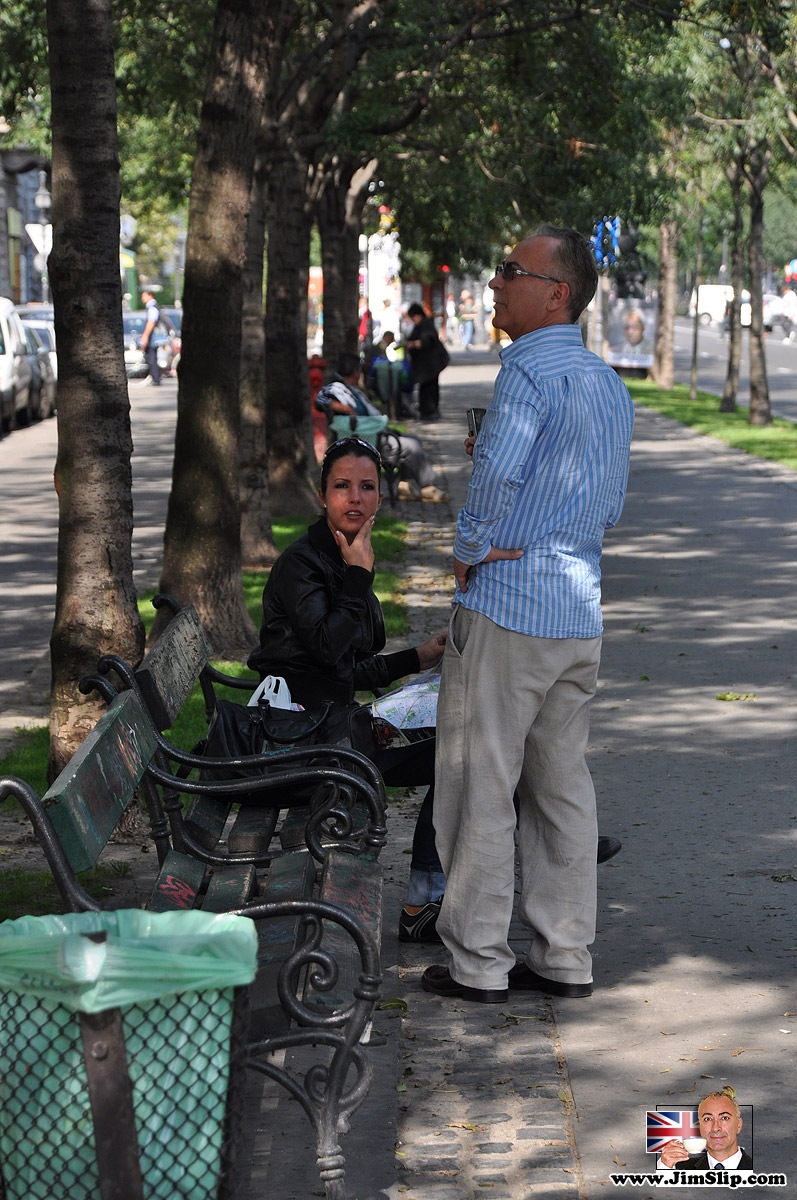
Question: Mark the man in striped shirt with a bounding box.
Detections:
[423,226,634,1004]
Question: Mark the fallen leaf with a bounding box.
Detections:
[379,997,409,1012]
[447,1122,485,1132]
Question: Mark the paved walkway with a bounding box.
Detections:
[2,352,795,1196]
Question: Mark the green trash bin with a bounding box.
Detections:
[0,909,257,1200]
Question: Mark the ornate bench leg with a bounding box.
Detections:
[240,900,381,1200]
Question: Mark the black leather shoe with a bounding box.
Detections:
[597,835,622,864]
[508,963,592,998]
[422,964,508,1004]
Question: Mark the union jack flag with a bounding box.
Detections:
[646,1110,699,1153]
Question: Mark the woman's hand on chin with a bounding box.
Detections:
[333,515,376,572]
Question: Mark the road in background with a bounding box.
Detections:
[0,377,176,741]
[673,315,797,420]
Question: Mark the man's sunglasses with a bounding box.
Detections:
[494,261,563,284]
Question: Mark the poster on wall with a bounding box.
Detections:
[605,298,658,371]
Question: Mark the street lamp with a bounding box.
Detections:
[33,170,52,302]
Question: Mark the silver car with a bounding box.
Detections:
[0,297,33,434]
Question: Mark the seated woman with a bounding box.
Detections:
[248,435,447,939]
[315,352,448,503]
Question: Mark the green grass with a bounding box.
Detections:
[0,865,133,922]
[628,379,797,472]
[0,725,50,798]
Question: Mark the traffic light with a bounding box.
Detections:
[613,222,646,300]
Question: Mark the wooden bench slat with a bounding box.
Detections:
[42,691,159,875]
[247,852,317,1038]
[147,849,207,912]
[227,805,279,856]
[135,606,214,730]
[203,863,258,912]
[314,850,383,1016]
[278,804,309,850]
[183,794,234,852]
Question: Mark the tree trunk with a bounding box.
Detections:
[651,220,678,390]
[747,143,771,426]
[264,145,317,517]
[317,157,378,367]
[156,0,273,658]
[240,152,278,568]
[720,159,745,413]
[46,0,144,776]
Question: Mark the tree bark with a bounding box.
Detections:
[264,144,317,517]
[720,158,745,414]
[156,0,273,657]
[239,152,278,568]
[651,220,678,390]
[46,0,144,776]
[317,157,378,367]
[747,142,771,426]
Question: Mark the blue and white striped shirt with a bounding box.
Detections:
[453,324,634,638]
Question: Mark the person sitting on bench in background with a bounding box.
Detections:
[315,353,448,503]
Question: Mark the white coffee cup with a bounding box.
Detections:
[682,1137,707,1155]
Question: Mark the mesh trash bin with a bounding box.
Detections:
[0,909,257,1200]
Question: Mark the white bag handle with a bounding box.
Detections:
[247,675,294,709]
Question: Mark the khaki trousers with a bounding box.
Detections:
[434,608,601,989]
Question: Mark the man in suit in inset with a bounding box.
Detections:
[658,1088,753,1171]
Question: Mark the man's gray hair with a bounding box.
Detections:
[531,224,598,322]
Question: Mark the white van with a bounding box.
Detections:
[0,297,34,433]
[688,284,733,326]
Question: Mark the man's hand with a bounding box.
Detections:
[464,435,476,458]
[454,545,524,593]
[415,631,446,670]
[659,1140,690,1168]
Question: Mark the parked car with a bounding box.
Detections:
[23,323,57,420]
[689,284,733,326]
[122,309,180,378]
[0,297,33,434]
[16,304,57,382]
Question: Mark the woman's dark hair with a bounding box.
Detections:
[531,224,598,321]
[320,437,382,493]
[407,302,426,319]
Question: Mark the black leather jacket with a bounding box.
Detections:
[247,517,419,706]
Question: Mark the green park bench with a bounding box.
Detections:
[0,683,383,1200]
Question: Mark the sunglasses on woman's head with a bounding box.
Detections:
[323,436,382,465]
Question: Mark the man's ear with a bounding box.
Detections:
[548,280,572,314]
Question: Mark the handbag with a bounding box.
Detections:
[200,696,379,805]
[429,336,450,375]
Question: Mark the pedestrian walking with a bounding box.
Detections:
[139,289,161,387]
